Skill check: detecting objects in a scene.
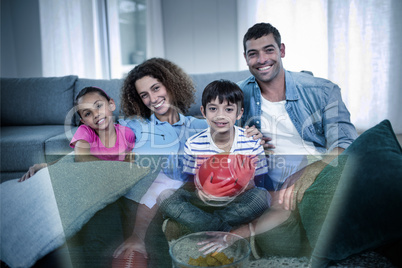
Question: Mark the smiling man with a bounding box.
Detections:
[238,22,358,210]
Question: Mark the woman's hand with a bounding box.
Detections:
[113,233,147,259]
[19,163,47,182]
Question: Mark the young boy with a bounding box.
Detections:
[159,79,270,234]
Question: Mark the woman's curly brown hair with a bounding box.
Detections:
[120,58,196,119]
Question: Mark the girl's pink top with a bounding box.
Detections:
[70,124,135,161]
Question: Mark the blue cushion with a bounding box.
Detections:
[45,127,78,162]
[0,155,150,268]
[298,120,402,265]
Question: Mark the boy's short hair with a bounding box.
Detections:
[201,79,244,112]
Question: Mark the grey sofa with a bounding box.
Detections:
[0,70,250,182]
[2,71,402,268]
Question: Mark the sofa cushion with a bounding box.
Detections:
[44,127,78,163]
[189,70,250,117]
[298,120,402,265]
[0,154,150,268]
[0,76,77,126]
[0,172,26,183]
[0,126,67,172]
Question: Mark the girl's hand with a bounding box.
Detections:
[19,163,47,182]
[113,233,147,259]
[124,152,135,163]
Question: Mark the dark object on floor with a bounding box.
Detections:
[112,251,147,268]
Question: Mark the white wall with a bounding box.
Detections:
[1,0,43,78]
[161,0,238,74]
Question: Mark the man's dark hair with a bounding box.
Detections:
[243,22,281,53]
[202,79,244,112]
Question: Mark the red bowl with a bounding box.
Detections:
[196,153,251,197]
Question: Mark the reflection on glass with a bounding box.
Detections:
[118,0,147,65]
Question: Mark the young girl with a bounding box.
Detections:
[70,86,135,162]
[19,86,135,182]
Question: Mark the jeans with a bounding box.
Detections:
[160,183,270,232]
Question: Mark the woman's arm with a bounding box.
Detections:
[113,203,159,259]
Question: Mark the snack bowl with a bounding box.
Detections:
[170,231,250,268]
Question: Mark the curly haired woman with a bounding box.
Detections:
[110,58,263,267]
[113,58,207,266]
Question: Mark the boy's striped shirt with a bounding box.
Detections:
[183,126,268,176]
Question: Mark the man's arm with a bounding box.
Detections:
[278,147,344,210]
[323,85,357,152]
[278,83,356,210]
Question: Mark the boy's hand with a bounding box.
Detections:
[231,155,256,188]
[202,172,237,197]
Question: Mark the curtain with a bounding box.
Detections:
[237,0,329,79]
[237,0,402,133]
[328,0,402,133]
[39,0,105,79]
[146,0,165,59]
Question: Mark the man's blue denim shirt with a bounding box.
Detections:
[238,70,358,153]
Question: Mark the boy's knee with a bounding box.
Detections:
[158,189,187,219]
[156,188,177,207]
[249,187,271,208]
[248,188,271,215]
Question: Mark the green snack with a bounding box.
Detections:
[206,254,218,266]
[188,252,234,267]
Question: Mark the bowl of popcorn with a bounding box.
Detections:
[170,231,250,268]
